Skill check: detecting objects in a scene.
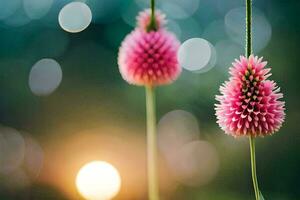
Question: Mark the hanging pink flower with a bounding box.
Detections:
[118,9,181,86]
[215,55,285,137]
[136,9,166,31]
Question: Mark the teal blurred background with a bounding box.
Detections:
[0,0,299,199]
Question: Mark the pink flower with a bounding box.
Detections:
[136,9,166,31]
[215,55,285,137]
[118,9,181,86]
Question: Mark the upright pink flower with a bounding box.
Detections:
[215,55,285,137]
[118,9,181,86]
[118,7,181,200]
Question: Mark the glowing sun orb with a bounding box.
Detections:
[76,161,121,200]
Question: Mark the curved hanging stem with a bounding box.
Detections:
[145,86,159,200]
[147,0,157,31]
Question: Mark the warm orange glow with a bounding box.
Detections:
[76,161,121,200]
[40,127,177,199]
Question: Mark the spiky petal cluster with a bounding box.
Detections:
[118,9,181,86]
[215,55,285,137]
[136,9,166,31]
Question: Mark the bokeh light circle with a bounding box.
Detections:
[23,134,44,179]
[202,19,227,45]
[178,38,216,73]
[167,20,182,39]
[0,0,22,20]
[135,0,200,20]
[161,0,200,20]
[158,110,200,162]
[29,58,62,96]
[225,7,272,52]
[0,126,25,174]
[4,7,31,27]
[169,140,219,186]
[58,2,92,33]
[215,39,243,70]
[120,1,139,27]
[23,0,53,20]
[76,161,121,200]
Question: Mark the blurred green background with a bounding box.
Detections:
[0,0,299,199]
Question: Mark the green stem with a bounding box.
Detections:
[145,86,159,200]
[246,1,260,199]
[246,0,252,57]
[249,136,260,200]
[147,0,157,31]
[151,0,155,22]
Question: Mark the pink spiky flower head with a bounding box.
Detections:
[118,9,181,86]
[136,9,166,30]
[215,55,285,137]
